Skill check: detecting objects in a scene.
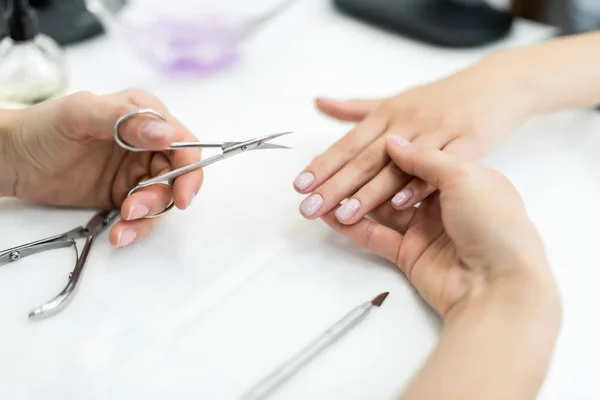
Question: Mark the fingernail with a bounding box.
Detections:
[187,192,196,208]
[294,172,315,191]
[141,121,175,141]
[392,189,413,208]
[117,229,137,247]
[336,198,360,221]
[300,194,324,217]
[387,135,409,147]
[126,204,149,220]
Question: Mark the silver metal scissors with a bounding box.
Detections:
[0,210,119,320]
[114,109,292,219]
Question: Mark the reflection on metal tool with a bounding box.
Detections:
[0,210,119,320]
[240,292,390,400]
[114,108,292,219]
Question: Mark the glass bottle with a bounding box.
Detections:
[0,0,67,108]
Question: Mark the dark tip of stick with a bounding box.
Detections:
[371,292,389,307]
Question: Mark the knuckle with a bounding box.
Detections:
[310,154,328,171]
[123,88,167,111]
[352,147,386,175]
[123,87,153,100]
[438,112,462,131]
[67,90,97,105]
[395,246,411,276]
[59,91,99,132]
[361,220,376,249]
[445,162,473,185]
[376,99,396,115]
[387,160,405,177]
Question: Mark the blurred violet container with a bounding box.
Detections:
[85,0,294,75]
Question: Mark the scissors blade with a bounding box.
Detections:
[251,143,292,150]
[222,131,293,153]
[249,131,293,150]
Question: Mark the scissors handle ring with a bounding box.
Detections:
[127,180,175,219]
[114,108,168,152]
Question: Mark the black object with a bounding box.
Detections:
[0,0,126,45]
[4,0,38,41]
[333,0,515,48]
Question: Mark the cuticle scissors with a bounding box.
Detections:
[114,109,292,219]
[0,210,119,320]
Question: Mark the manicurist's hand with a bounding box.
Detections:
[294,57,539,224]
[323,136,561,399]
[0,89,203,247]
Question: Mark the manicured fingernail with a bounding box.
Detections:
[141,121,175,141]
[387,135,409,147]
[392,188,413,208]
[300,194,323,217]
[117,229,137,247]
[127,204,149,220]
[187,192,196,208]
[336,199,361,221]
[294,172,315,191]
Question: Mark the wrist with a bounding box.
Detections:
[446,265,561,391]
[450,260,561,328]
[477,50,548,120]
[0,110,19,197]
[483,31,600,114]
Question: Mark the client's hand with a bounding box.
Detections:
[295,55,539,226]
[323,134,557,319]
[323,136,561,399]
[0,89,202,247]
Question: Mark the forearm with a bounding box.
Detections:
[400,277,561,400]
[485,30,600,114]
[0,110,17,197]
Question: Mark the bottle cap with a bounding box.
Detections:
[4,0,40,42]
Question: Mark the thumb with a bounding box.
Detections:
[315,98,382,122]
[385,135,457,190]
[58,90,179,151]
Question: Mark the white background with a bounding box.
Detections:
[1,0,599,399]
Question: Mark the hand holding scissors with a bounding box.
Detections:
[114,109,292,219]
[2,89,291,247]
[1,89,206,247]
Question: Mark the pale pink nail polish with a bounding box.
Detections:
[117,229,137,247]
[127,204,149,220]
[294,172,315,191]
[300,194,323,217]
[336,199,360,221]
[141,121,175,141]
[387,134,410,147]
[392,189,413,208]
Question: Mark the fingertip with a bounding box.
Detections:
[172,175,200,210]
[293,171,316,193]
[391,188,414,210]
[121,194,151,221]
[315,97,337,107]
[109,226,120,247]
[117,111,180,151]
[386,134,410,149]
[335,199,362,225]
[109,223,138,248]
[110,219,158,248]
[122,186,173,219]
[138,120,177,149]
[299,193,324,219]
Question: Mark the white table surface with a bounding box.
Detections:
[1,1,599,399]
